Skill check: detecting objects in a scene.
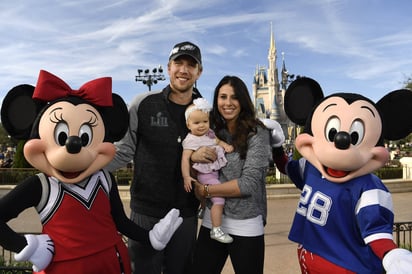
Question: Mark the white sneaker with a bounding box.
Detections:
[210,227,233,243]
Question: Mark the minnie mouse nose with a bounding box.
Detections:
[65,136,82,154]
[334,132,351,150]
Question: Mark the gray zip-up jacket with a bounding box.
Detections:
[107,85,202,218]
[217,126,271,225]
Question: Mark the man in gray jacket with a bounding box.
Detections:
[107,41,203,274]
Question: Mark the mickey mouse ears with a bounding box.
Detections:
[284,77,324,126]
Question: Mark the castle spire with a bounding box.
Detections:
[270,22,276,53]
[269,22,281,120]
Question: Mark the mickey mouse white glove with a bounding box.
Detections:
[14,234,54,272]
[383,248,412,274]
[261,118,285,147]
[149,208,183,250]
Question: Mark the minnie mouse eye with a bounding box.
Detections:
[54,122,69,146]
[79,124,93,147]
[325,116,340,142]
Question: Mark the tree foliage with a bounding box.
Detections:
[0,123,17,149]
[13,140,32,168]
[403,74,412,89]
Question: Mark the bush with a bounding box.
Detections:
[0,169,38,185]
[0,255,32,273]
[374,167,403,179]
[0,166,404,186]
[113,169,132,185]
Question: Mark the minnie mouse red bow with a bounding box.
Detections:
[32,70,113,107]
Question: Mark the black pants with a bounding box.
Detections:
[192,226,265,274]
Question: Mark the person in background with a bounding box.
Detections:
[181,98,234,244]
[106,41,203,274]
[190,75,271,274]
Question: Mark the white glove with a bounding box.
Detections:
[149,208,183,250]
[383,248,412,274]
[261,118,285,147]
[14,234,54,272]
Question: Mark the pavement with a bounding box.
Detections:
[6,192,412,274]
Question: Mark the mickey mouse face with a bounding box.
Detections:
[295,95,389,183]
[284,77,412,183]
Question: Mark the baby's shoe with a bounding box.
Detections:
[210,227,233,243]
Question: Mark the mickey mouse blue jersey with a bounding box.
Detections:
[287,159,394,274]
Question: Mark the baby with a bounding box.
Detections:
[181,98,233,243]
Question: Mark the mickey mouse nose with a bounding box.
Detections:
[65,136,82,154]
[334,132,351,150]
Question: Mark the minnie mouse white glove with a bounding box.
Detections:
[383,248,412,274]
[261,118,285,147]
[14,234,54,272]
[149,208,183,250]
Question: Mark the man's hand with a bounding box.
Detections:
[191,146,217,163]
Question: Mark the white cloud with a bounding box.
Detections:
[0,0,410,104]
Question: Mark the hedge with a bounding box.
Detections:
[0,166,404,185]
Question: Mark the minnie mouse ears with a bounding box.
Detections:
[1,70,130,142]
[1,84,44,139]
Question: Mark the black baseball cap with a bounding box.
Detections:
[169,41,202,65]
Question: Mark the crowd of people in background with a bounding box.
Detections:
[0,149,14,168]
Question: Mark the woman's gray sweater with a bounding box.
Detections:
[217,126,271,225]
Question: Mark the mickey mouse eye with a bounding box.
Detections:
[349,119,364,146]
[325,116,340,142]
[54,122,69,146]
[79,124,93,147]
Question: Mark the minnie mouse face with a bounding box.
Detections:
[284,77,412,184]
[1,70,129,184]
[24,100,116,184]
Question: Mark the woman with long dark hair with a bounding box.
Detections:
[191,75,271,274]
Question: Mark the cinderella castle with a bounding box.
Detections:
[252,26,298,142]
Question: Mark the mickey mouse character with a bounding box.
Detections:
[266,77,412,273]
[0,70,182,273]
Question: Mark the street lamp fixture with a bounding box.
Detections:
[135,65,166,91]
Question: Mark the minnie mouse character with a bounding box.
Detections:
[0,70,182,273]
[266,77,412,273]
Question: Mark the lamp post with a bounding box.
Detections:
[135,65,166,91]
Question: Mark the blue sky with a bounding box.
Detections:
[0,0,411,106]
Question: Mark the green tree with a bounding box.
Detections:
[0,124,29,168]
[403,74,412,89]
[0,123,17,149]
[13,140,32,168]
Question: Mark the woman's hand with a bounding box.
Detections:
[191,146,217,163]
[193,180,206,200]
